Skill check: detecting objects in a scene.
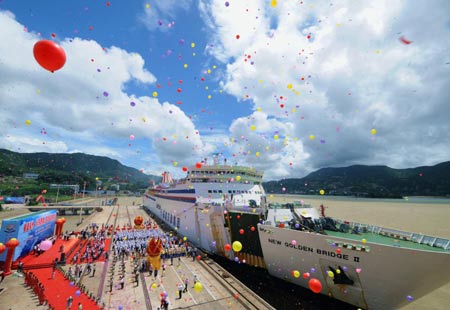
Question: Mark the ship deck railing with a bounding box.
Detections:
[332,219,450,252]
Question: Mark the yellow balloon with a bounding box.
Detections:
[287,84,293,89]
[250,125,256,131]
[309,134,315,140]
[274,134,279,140]
[293,270,300,278]
[152,91,158,97]
[320,189,325,195]
[362,238,367,243]
[191,42,196,48]
[183,63,188,69]
[194,282,203,292]
[271,0,277,8]
[255,152,260,157]
[327,271,334,278]
[173,161,178,167]
[232,241,242,252]
[183,236,187,241]
[371,129,377,135]
[25,120,31,125]
[236,175,241,181]
[151,283,157,289]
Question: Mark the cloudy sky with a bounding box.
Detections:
[1,1,449,181]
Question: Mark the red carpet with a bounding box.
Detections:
[32,268,100,309]
[13,238,79,269]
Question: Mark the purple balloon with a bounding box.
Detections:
[103,91,109,97]
[75,290,81,297]
[225,1,230,7]
[406,295,414,302]
[130,101,136,107]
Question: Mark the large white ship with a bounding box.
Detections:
[143,159,450,309]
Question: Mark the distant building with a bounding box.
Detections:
[49,184,80,194]
[109,184,120,191]
[23,173,39,179]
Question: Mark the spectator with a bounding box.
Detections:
[177,283,184,299]
[66,296,73,310]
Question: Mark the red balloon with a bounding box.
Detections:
[195,162,202,169]
[33,40,66,72]
[250,226,255,232]
[239,229,244,235]
[224,243,231,251]
[308,278,322,293]
[182,166,188,172]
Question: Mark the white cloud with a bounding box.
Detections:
[140,0,192,31]
[200,0,450,179]
[0,10,211,173]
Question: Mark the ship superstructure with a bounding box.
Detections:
[143,157,267,266]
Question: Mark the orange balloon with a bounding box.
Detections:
[33,40,66,72]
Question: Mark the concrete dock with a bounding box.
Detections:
[0,197,275,310]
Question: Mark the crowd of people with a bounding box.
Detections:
[70,223,110,265]
[7,213,203,310]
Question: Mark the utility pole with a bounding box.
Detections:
[80,181,87,224]
[55,184,60,204]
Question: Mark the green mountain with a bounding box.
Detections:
[0,149,160,193]
[263,162,450,198]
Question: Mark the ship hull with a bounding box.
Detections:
[258,224,450,309]
[143,192,266,267]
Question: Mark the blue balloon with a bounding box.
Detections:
[75,290,81,297]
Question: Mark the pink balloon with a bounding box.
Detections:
[40,239,52,251]
[129,134,135,141]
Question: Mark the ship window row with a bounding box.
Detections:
[188,178,261,186]
[161,210,181,229]
[206,190,263,194]
[190,170,260,178]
